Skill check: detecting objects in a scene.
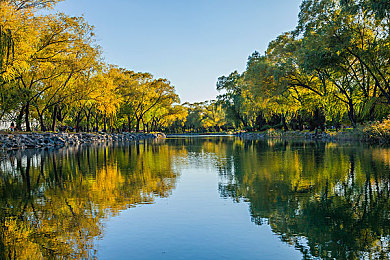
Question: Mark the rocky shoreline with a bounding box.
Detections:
[0,132,166,150]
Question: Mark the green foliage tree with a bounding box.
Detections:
[216,0,390,131]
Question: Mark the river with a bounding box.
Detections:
[1,136,390,259]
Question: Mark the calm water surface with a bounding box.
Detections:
[1,137,390,259]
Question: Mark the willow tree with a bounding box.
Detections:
[113,67,147,131]
[0,1,38,121]
[11,13,100,131]
[128,78,179,132]
[216,71,249,129]
[298,0,390,111]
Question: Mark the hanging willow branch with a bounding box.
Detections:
[0,25,14,72]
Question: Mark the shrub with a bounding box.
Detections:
[363,116,390,143]
[266,128,282,138]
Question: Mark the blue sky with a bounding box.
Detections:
[54,0,302,103]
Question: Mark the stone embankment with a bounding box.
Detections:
[0,132,166,150]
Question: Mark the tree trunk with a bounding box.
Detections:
[76,117,80,132]
[136,117,141,132]
[298,114,303,131]
[95,113,99,132]
[16,106,25,131]
[127,115,132,132]
[51,105,58,131]
[281,114,288,131]
[369,104,376,121]
[25,102,31,132]
[86,114,90,132]
[38,112,46,131]
[142,118,147,133]
[103,115,107,132]
[75,110,84,132]
[348,101,357,128]
[103,114,107,132]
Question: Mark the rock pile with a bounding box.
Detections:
[0,132,166,150]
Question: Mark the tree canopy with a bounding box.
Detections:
[0,0,184,133]
[213,0,390,132]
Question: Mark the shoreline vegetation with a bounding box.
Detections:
[2,0,390,147]
[0,126,383,153]
[236,117,390,144]
[236,129,364,143]
[2,113,389,152]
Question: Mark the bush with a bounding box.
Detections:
[266,128,283,138]
[363,116,390,143]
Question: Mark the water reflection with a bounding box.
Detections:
[219,140,390,259]
[2,138,390,259]
[0,141,180,259]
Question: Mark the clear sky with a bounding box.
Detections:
[54,0,302,103]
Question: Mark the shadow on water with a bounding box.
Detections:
[0,140,180,259]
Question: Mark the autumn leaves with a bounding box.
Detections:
[0,0,182,132]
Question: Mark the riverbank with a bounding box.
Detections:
[235,129,367,143]
[236,117,390,144]
[0,132,166,150]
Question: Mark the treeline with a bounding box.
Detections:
[0,0,187,132]
[214,0,390,132]
[3,0,390,134]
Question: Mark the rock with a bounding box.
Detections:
[0,132,164,151]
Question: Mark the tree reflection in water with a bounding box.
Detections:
[2,137,390,259]
[219,140,390,259]
[0,141,180,259]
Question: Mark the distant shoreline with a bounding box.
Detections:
[166,130,388,144]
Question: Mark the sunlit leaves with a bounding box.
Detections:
[0,0,181,132]
[217,0,390,130]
